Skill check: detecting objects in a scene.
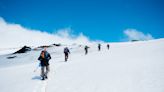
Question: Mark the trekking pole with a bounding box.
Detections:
[34,63,41,72]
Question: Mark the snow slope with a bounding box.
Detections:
[0,39,164,92]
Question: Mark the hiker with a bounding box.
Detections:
[98,44,101,51]
[84,45,90,55]
[38,47,51,80]
[107,44,110,50]
[64,47,70,62]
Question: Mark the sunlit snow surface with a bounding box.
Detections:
[0,39,164,92]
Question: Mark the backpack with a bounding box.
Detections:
[64,48,69,53]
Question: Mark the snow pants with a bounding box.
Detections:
[41,65,50,78]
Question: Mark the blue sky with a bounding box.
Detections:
[0,0,164,42]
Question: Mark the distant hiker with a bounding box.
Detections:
[84,45,90,55]
[98,44,101,51]
[64,47,70,62]
[38,47,51,80]
[107,44,110,50]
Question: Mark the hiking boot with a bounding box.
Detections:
[45,75,48,79]
[41,77,45,80]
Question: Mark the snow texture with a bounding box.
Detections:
[0,39,164,92]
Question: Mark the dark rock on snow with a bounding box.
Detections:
[13,46,31,54]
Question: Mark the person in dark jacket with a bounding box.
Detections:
[98,44,101,51]
[84,45,90,55]
[38,48,51,80]
[64,47,70,62]
[107,44,110,50]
